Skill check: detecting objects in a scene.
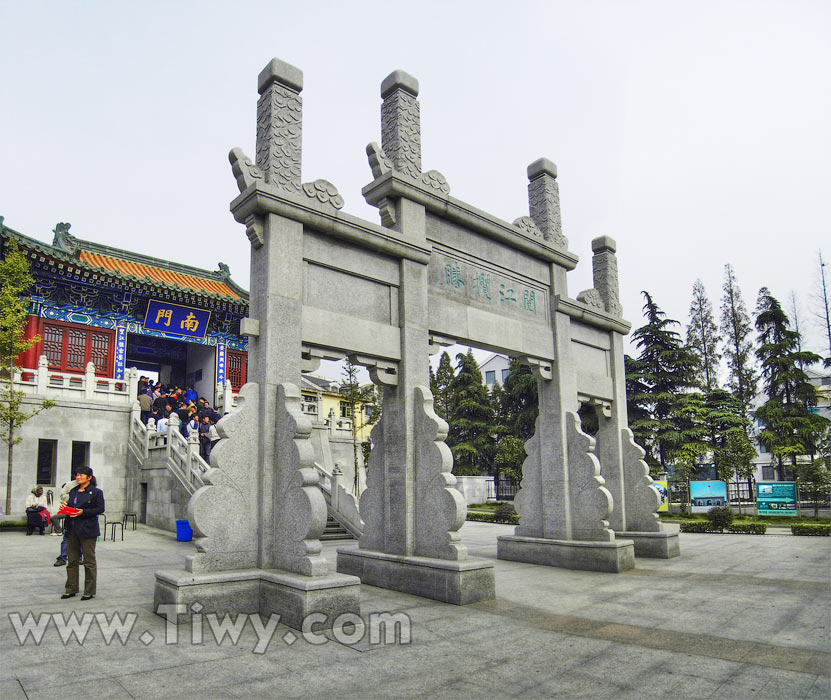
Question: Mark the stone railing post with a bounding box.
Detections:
[36,355,49,395]
[167,412,180,460]
[328,408,336,435]
[187,431,200,478]
[223,380,233,414]
[84,361,96,399]
[331,464,342,512]
[126,367,138,400]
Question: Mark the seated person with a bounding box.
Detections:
[25,486,51,535]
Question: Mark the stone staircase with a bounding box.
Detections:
[128,402,361,539]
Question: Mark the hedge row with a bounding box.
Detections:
[680,522,767,535]
[791,524,831,536]
[466,511,520,525]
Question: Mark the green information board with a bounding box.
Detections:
[756,481,797,516]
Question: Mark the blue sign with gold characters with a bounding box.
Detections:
[143,300,210,340]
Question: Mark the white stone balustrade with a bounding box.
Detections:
[14,355,138,405]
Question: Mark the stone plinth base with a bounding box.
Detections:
[616,529,680,559]
[154,568,361,630]
[497,535,635,573]
[336,547,495,605]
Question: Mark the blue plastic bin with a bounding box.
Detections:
[176,520,193,542]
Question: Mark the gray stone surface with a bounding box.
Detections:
[2,523,828,699]
[497,534,636,573]
[616,529,681,558]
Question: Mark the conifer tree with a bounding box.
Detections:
[446,349,494,475]
[719,264,758,417]
[754,288,829,480]
[686,279,721,391]
[430,351,455,421]
[627,291,697,471]
[501,358,538,440]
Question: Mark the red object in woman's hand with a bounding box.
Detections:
[57,505,81,516]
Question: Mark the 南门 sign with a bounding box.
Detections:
[143,300,210,340]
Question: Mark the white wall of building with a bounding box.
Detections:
[186,343,217,403]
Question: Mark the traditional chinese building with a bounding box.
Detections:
[4,220,250,398]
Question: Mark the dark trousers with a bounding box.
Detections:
[140,410,151,424]
[65,532,97,596]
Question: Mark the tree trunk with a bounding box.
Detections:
[5,425,14,515]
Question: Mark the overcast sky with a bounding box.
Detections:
[2,0,829,377]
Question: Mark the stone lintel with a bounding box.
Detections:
[553,296,631,334]
[337,548,495,605]
[380,70,419,99]
[527,157,558,181]
[496,535,635,573]
[258,58,303,95]
[230,184,432,265]
[591,235,617,254]
[361,172,579,269]
[154,568,361,631]
[615,530,681,559]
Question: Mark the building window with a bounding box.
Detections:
[762,466,775,480]
[759,443,768,453]
[485,370,495,385]
[36,439,57,486]
[226,350,248,392]
[42,321,114,376]
[71,441,90,481]
[501,368,510,383]
[340,401,353,418]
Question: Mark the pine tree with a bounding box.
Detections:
[719,264,758,417]
[686,279,721,391]
[446,349,494,475]
[812,250,831,366]
[754,288,829,480]
[501,358,538,440]
[1,238,54,514]
[430,351,455,421]
[627,291,698,472]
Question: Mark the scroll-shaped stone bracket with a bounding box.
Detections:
[301,345,344,374]
[511,417,543,538]
[301,179,344,210]
[244,215,264,249]
[413,386,467,561]
[366,141,393,179]
[578,394,612,418]
[187,383,259,573]
[621,427,661,532]
[566,412,614,542]
[577,288,605,312]
[273,383,329,577]
[513,216,545,239]
[517,355,553,381]
[356,397,386,553]
[428,333,457,356]
[229,147,264,193]
[348,354,399,387]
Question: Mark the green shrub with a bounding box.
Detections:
[726,523,767,535]
[791,524,831,536]
[0,520,27,528]
[706,506,734,530]
[466,510,519,525]
[680,522,714,533]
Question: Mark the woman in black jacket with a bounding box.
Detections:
[61,466,105,601]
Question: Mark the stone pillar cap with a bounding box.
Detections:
[258,58,303,95]
[527,158,557,180]
[381,70,419,99]
[591,235,617,254]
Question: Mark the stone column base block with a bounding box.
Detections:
[154,568,361,631]
[615,530,681,559]
[336,547,495,605]
[497,535,635,573]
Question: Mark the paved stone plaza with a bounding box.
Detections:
[1,523,829,699]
